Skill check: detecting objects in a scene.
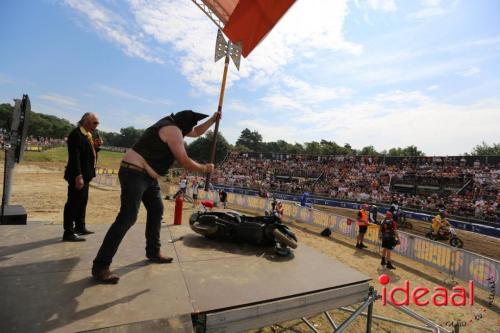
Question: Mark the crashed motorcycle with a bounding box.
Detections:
[425,225,463,248]
[189,209,298,256]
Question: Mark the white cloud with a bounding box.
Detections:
[261,76,352,112]
[366,0,397,12]
[373,90,431,104]
[225,101,261,115]
[354,0,397,12]
[64,0,163,64]
[96,84,171,105]
[236,118,306,144]
[232,93,500,155]
[39,93,78,107]
[63,0,363,95]
[34,103,76,122]
[458,67,480,77]
[261,94,306,111]
[127,0,361,94]
[409,0,453,19]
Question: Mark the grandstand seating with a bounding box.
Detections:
[212,152,499,222]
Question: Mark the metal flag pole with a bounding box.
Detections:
[204,29,241,191]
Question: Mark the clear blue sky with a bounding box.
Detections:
[1,0,499,155]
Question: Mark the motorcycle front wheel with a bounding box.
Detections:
[273,229,298,249]
[191,221,218,236]
[450,237,464,248]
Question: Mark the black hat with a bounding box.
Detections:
[171,110,209,136]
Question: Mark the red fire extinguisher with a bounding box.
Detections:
[174,194,183,225]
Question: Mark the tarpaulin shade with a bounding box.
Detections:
[201,0,296,57]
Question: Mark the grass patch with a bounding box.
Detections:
[2,147,124,169]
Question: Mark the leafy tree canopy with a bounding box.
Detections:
[469,141,500,156]
[187,130,232,164]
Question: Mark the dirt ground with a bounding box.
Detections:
[3,163,500,333]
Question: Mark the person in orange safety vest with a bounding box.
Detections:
[356,203,370,249]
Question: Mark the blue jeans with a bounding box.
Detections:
[93,167,164,268]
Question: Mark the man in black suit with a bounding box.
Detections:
[63,112,102,242]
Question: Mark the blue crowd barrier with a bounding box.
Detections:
[214,185,500,238]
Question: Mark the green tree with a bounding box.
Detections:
[115,127,144,148]
[304,141,322,155]
[0,103,74,138]
[235,128,263,151]
[0,103,13,129]
[359,145,379,156]
[469,142,500,156]
[187,131,232,164]
[289,143,305,154]
[387,145,424,156]
[319,140,351,155]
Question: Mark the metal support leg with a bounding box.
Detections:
[301,317,321,333]
[366,294,374,333]
[324,311,338,330]
[339,307,436,332]
[388,303,452,333]
[335,289,377,333]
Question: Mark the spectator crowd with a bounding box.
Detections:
[212,152,499,222]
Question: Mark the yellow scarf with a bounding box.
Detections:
[80,126,96,166]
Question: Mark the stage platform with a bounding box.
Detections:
[0,222,370,332]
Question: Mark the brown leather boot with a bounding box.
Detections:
[92,266,120,284]
[146,252,174,264]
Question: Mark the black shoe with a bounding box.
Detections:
[386,261,396,270]
[361,243,368,248]
[92,266,120,284]
[355,243,362,249]
[146,252,174,264]
[63,233,86,242]
[75,228,94,235]
[381,257,386,266]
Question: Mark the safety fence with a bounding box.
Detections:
[213,186,500,237]
[92,167,120,187]
[197,189,499,297]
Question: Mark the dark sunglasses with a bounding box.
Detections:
[93,122,99,125]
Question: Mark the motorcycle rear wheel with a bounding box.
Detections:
[273,229,298,249]
[450,237,463,248]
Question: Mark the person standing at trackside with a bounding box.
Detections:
[179,176,187,194]
[369,205,378,225]
[62,112,102,242]
[379,211,399,270]
[219,188,227,209]
[92,110,220,284]
[355,203,370,249]
[191,179,199,208]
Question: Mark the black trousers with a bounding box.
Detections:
[63,181,89,234]
[93,167,163,268]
